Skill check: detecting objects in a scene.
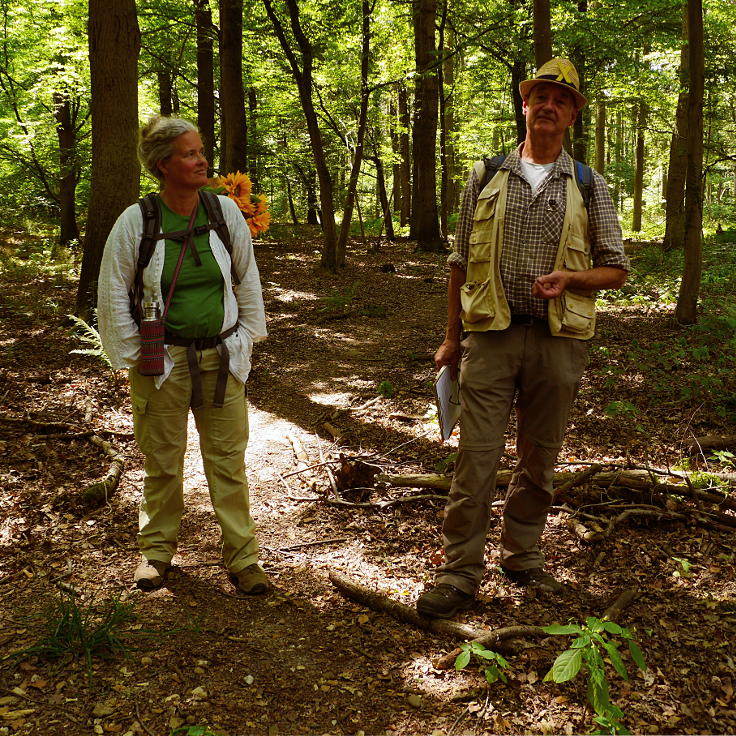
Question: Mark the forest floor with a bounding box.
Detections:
[0,225,735,736]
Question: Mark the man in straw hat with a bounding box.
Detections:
[418,58,630,619]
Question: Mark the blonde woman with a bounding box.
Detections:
[98,116,269,594]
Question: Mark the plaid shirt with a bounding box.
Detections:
[448,146,630,319]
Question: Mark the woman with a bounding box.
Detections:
[98,115,269,594]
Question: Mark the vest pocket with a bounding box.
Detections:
[558,290,594,334]
[460,279,495,323]
[564,232,591,272]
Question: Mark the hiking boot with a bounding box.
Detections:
[501,566,565,594]
[134,558,170,591]
[416,583,474,619]
[229,564,271,595]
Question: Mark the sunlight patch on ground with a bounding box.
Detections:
[307,390,353,408]
[264,285,318,303]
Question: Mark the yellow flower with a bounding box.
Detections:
[214,172,270,237]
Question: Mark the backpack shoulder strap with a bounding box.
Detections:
[574,160,593,210]
[480,154,509,192]
[130,193,161,325]
[200,190,240,286]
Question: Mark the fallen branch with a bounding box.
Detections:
[81,435,125,507]
[325,493,447,509]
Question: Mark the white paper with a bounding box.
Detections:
[434,365,461,441]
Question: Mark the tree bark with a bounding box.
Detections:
[675,0,704,325]
[632,101,647,231]
[219,0,248,174]
[263,0,338,269]
[410,0,442,251]
[195,0,216,174]
[77,0,140,320]
[533,0,552,67]
[663,2,689,251]
[157,69,173,116]
[594,98,605,174]
[398,84,412,228]
[53,91,80,246]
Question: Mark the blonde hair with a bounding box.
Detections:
[138,115,198,181]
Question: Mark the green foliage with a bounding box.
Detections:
[455,641,509,686]
[434,452,458,474]
[543,617,646,735]
[67,312,113,370]
[708,450,736,469]
[11,591,136,682]
[319,282,359,313]
[170,728,223,736]
[377,380,395,398]
[603,400,637,418]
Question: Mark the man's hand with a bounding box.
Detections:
[532,270,571,299]
[434,337,461,378]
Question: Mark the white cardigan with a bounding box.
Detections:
[97,194,267,387]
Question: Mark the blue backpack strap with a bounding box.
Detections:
[574,160,593,210]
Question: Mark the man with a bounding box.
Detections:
[417,58,629,619]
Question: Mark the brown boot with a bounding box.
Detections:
[134,558,170,591]
[229,564,271,595]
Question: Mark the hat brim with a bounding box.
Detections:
[519,78,587,110]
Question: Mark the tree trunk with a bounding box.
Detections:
[77,0,140,320]
[632,101,646,231]
[511,59,526,144]
[390,99,402,219]
[248,87,260,190]
[195,0,216,174]
[438,0,449,239]
[219,0,248,174]
[571,0,587,162]
[398,84,411,227]
[263,0,338,269]
[157,69,173,116]
[663,2,689,251]
[533,0,552,67]
[285,174,299,225]
[336,0,372,267]
[369,154,395,240]
[594,98,605,174]
[54,92,80,246]
[675,0,704,326]
[410,0,442,251]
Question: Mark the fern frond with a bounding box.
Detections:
[67,312,113,369]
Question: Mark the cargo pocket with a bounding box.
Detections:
[460,278,495,323]
[564,231,591,272]
[559,290,595,334]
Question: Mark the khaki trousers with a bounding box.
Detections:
[436,323,587,594]
[129,345,258,574]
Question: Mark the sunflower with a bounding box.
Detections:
[211,172,271,238]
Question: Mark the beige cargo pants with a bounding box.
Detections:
[129,345,259,575]
[436,322,588,594]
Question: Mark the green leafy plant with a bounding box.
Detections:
[709,449,736,469]
[68,312,113,369]
[455,641,509,685]
[11,591,136,681]
[543,617,646,735]
[672,556,692,577]
[377,380,395,398]
[170,727,223,736]
[319,282,359,313]
[434,452,458,474]
[603,400,637,418]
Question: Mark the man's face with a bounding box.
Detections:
[523,83,578,139]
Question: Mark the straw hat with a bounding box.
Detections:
[519,58,587,110]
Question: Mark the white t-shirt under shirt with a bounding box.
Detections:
[520,158,555,196]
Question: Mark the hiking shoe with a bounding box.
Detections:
[501,566,565,594]
[229,564,271,595]
[134,558,170,591]
[416,583,474,619]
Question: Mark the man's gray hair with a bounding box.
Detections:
[138,115,198,181]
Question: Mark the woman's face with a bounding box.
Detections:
[157,131,208,191]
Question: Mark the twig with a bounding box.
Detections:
[554,463,602,495]
[282,460,337,478]
[602,589,639,621]
[325,493,447,509]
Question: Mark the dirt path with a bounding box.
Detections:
[1,232,735,735]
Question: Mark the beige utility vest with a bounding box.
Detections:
[459,165,596,340]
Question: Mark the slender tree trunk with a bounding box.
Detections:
[443,27,459,214]
[54,92,80,246]
[511,59,526,144]
[398,84,411,227]
[336,0,372,267]
[675,0,704,325]
[664,3,689,251]
[77,0,140,319]
[219,0,248,174]
[595,98,605,174]
[263,0,338,267]
[248,87,259,189]
[285,175,298,225]
[533,0,552,67]
[438,0,449,239]
[368,154,395,240]
[158,70,173,115]
[195,0,216,174]
[390,99,402,218]
[410,0,442,250]
[632,101,646,231]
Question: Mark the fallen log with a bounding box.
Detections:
[81,435,125,507]
[689,435,736,455]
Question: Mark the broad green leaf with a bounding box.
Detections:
[587,616,605,632]
[547,648,583,683]
[602,621,623,635]
[484,666,500,684]
[455,649,471,670]
[543,623,582,635]
[495,653,509,668]
[603,640,629,680]
[476,648,498,660]
[586,645,606,672]
[571,634,592,648]
[628,640,647,671]
[587,666,610,715]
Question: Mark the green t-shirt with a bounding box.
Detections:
[159,199,225,339]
